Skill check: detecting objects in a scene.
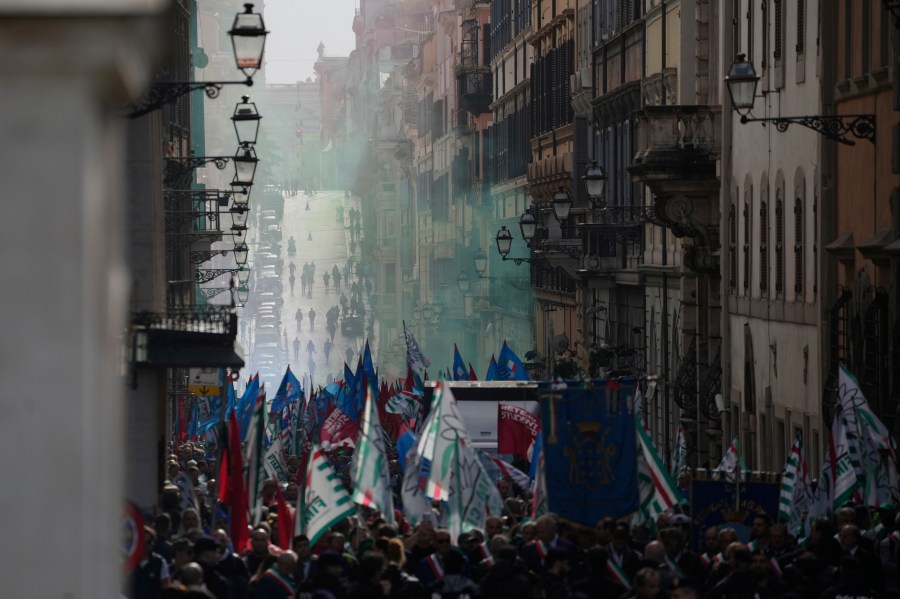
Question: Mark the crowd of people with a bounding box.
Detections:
[127,441,900,599]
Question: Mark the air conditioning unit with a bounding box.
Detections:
[551,334,570,354]
[582,254,602,271]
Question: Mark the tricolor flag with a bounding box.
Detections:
[351,389,395,524]
[478,450,532,493]
[635,415,685,511]
[778,433,810,526]
[296,439,355,546]
[715,436,746,483]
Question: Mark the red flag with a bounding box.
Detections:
[273,484,294,551]
[497,403,541,457]
[468,363,478,381]
[319,407,359,449]
[218,410,249,552]
[177,395,188,442]
[377,380,401,441]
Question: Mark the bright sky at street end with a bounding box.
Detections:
[263,0,358,84]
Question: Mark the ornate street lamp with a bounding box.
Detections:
[233,243,249,267]
[457,271,471,292]
[495,226,513,258]
[474,250,488,277]
[230,205,250,229]
[412,306,423,323]
[725,54,874,145]
[519,209,536,247]
[583,161,607,210]
[237,286,250,305]
[232,96,262,146]
[232,146,259,187]
[231,185,250,208]
[237,268,251,286]
[231,228,247,245]
[552,187,572,221]
[127,4,268,117]
[230,3,269,80]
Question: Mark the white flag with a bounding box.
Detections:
[351,390,395,524]
[296,439,356,546]
[403,322,431,379]
[671,425,687,479]
[715,436,744,483]
[244,387,268,525]
[264,434,290,486]
[831,407,861,510]
[400,444,435,527]
[417,382,471,501]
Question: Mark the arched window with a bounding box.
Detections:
[743,201,751,290]
[794,196,804,296]
[775,192,784,295]
[729,204,737,291]
[760,200,768,293]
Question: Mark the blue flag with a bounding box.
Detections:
[224,378,237,418]
[271,366,303,413]
[498,341,529,381]
[529,427,543,482]
[485,355,499,381]
[237,376,260,441]
[396,428,417,473]
[363,341,379,394]
[537,379,639,525]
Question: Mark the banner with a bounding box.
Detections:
[538,380,639,525]
[498,403,541,457]
[319,408,358,450]
[264,435,291,485]
[690,472,780,550]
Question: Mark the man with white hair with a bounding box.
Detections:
[253,551,298,599]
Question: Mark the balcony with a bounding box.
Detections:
[576,206,650,274]
[131,309,244,368]
[630,105,721,238]
[457,69,492,115]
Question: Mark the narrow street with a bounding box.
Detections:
[242,189,372,393]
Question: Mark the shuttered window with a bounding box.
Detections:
[794,197,804,296]
[759,201,768,293]
[729,204,737,291]
[775,195,784,295]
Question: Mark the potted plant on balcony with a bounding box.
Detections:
[588,344,615,378]
[553,352,584,381]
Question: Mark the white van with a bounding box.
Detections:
[422,381,540,454]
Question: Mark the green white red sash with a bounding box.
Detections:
[606,559,631,590]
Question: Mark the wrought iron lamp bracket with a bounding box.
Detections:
[195,269,239,284]
[198,287,232,300]
[126,80,252,118]
[739,113,875,145]
[191,249,230,264]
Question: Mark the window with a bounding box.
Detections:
[844,0,853,79]
[776,193,784,295]
[761,0,769,67]
[774,0,783,61]
[794,197,804,296]
[796,0,805,55]
[746,0,754,62]
[760,200,768,293]
[743,201,750,290]
[733,0,741,59]
[862,0,871,73]
[729,203,737,291]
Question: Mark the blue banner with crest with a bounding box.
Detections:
[538,379,639,525]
